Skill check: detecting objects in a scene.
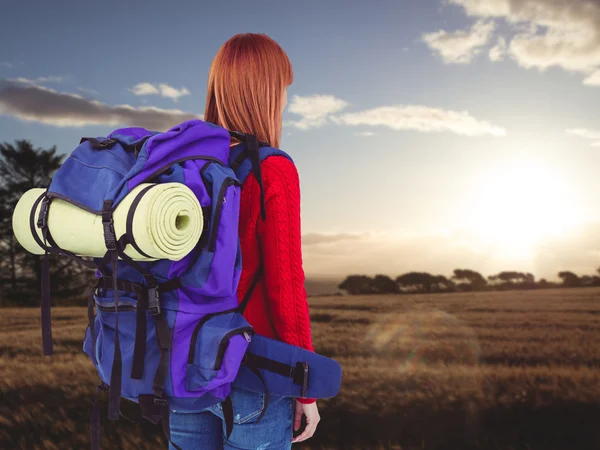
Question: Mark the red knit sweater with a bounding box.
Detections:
[235,153,316,404]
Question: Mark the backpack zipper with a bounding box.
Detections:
[187,308,238,364]
[213,326,254,370]
[95,303,136,312]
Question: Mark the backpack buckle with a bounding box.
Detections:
[102,218,117,251]
[300,362,309,398]
[36,197,50,229]
[147,286,161,316]
[153,397,168,406]
[101,201,117,251]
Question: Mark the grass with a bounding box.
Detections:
[1,287,600,449]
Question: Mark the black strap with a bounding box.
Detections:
[102,200,122,421]
[222,395,234,443]
[230,147,249,172]
[40,226,52,356]
[35,192,94,356]
[249,366,270,424]
[246,135,267,221]
[80,137,118,150]
[152,313,172,398]
[90,382,108,450]
[131,288,147,380]
[138,395,182,450]
[158,277,182,292]
[97,275,180,293]
[237,265,264,314]
[30,195,95,267]
[244,354,309,391]
[87,285,98,367]
[125,185,155,259]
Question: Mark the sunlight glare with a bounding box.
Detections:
[464,160,582,256]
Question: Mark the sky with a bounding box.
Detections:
[1,0,600,281]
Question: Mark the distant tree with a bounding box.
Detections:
[580,275,600,287]
[396,272,438,293]
[0,140,93,305]
[338,275,375,295]
[432,274,454,292]
[489,271,536,285]
[372,274,399,294]
[451,269,487,290]
[558,271,580,287]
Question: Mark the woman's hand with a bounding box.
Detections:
[291,400,320,443]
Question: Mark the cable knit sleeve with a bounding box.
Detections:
[256,157,316,404]
[244,156,315,403]
[257,156,314,350]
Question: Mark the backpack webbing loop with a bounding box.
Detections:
[101,200,122,421]
[245,135,267,221]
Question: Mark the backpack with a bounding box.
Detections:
[31,119,293,448]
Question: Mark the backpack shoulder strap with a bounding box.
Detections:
[230,143,294,184]
[227,131,294,220]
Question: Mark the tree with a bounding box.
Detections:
[558,271,580,287]
[0,140,92,305]
[451,269,487,290]
[372,274,399,294]
[338,275,376,295]
[432,274,455,292]
[488,271,535,285]
[396,272,439,293]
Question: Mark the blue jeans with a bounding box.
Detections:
[169,387,294,449]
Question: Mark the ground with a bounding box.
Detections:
[1,287,600,449]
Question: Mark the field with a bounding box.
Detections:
[1,287,600,449]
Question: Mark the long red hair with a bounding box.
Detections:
[204,33,293,149]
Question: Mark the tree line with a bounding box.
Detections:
[1,139,599,306]
[0,140,94,306]
[338,268,600,295]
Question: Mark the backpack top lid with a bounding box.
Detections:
[48,119,232,214]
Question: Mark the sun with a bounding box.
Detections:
[462,159,582,256]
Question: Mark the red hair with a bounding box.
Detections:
[204,33,293,149]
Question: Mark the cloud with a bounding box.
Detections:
[333,105,506,137]
[583,70,600,86]
[1,62,16,69]
[447,0,600,85]
[301,223,600,282]
[286,94,505,137]
[286,94,349,129]
[129,82,191,101]
[489,36,507,62]
[77,87,100,97]
[0,80,197,131]
[565,128,600,147]
[10,76,66,84]
[565,128,600,140]
[422,19,496,64]
[302,232,369,246]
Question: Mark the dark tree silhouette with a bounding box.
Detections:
[372,274,399,294]
[432,274,455,292]
[0,140,92,305]
[489,271,535,284]
[396,272,438,293]
[338,275,376,295]
[451,269,487,290]
[558,271,580,288]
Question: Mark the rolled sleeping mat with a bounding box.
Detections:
[232,334,342,400]
[12,183,203,261]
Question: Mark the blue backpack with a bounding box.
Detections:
[30,119,342,449]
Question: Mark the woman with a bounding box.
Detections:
[169,33,320,449]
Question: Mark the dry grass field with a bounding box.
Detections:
[1,287,600,449]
